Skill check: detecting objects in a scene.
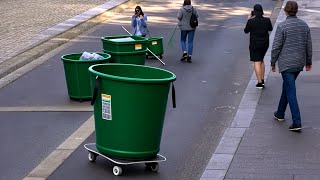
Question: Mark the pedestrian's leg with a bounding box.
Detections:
[180,31,188,61]
[254,61,264,88]
[276,78,288,118]
[254,61,262,82]
[261,60,265,84]
[282,72,301,126]
[187,30,195,62]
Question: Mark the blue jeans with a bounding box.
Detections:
[276,71,301,125]
[181,30,195,55]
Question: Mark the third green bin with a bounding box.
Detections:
[147,37,164,58]
[89,64,176,160]
[61,52,110,101]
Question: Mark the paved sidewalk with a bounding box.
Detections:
[202,0,320,179]
[0,0,107,64]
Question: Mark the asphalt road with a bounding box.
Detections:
[0,0,277,179]
[46,0,277,179]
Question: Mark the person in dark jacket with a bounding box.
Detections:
[177,0,199,63]
[244,4,273,89]
[271,1,312,132]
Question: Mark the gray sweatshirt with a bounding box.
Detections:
[271,16,312,73]
[177,5,199,31]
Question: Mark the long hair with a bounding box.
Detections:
[135,6,144,16]
[183,0,191,6]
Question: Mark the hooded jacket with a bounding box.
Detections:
[177,5,199,31]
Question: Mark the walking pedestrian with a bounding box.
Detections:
[244,4,273,89]
[271,1,312,131]
[177,0,199,63]
[131,6,148,37]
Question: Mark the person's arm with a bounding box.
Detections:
[177,8,183,21]
[306,27,312,70]
[271,25,284,71]
[194,7,199,18]
[140,15,147,27]
[131,15,136,27]
[244,20,251,34]
[268,18,273,31]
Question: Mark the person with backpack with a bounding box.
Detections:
[177,0,199,63]
[131,6,148,37]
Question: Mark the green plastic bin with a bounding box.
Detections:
[101,35,148,65]
[61,52,111,101]
[103,49,146,65]
[147,37,164,58]
[101,35,148,53]
[89,64,176,160]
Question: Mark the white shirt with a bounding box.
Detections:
[135,18,142,36]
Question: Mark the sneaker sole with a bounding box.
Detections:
[289,127,302,131]
[180,57,187,61]
[274,115,284,122]
[256,86,263,89]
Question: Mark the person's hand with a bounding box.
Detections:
[139,15,143,19]
[306,65,312,71]
[271,65,276,72]
[248,11,254,19]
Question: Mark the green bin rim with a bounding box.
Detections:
[61,52,111,62]
[147,37,163,40]
[103,49,147,55]
[101,35,148,44]
[89,64,176,83]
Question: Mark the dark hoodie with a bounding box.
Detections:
[177,5,199,31]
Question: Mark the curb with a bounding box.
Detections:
[0,0,140,80]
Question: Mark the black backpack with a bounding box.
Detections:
[190,7,198,28]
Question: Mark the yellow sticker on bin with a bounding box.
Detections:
[135,44,142,50]
[101,94,112,120]
[152,41,157,45]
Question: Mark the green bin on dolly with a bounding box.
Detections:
[146,37,164,59]
[89,64,176,160]
[101,35,148,65]
[61,52,111,101]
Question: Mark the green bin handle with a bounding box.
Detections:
[91,76,176,108]
[91,76,99,105]
[172,83,176,108]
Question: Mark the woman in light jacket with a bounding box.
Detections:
[177,0,199,63]
[131,6,148,37]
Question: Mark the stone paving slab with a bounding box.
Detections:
[227,42,320,180]
[0,0,108,64]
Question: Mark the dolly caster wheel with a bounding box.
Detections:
[113,166,122,176]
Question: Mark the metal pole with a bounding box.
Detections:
[121,26,166,65]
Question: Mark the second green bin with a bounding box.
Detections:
[61,52,111,101]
